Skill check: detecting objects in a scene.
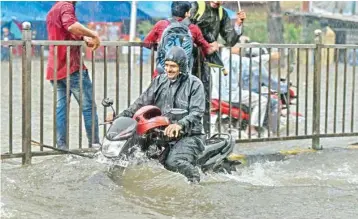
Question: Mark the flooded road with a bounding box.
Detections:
[2,144,358,219]
[1,52,357,218]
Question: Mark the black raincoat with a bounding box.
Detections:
[189,1,242,46]
[118,47,206,182]
[189,1,243,134]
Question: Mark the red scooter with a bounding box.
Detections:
[100,99,240,173]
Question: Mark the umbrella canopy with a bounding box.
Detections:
[1,1,152,22]
[1,1,48,21]
[74,1,151,22]
[137,1,237,20]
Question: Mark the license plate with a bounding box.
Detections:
[116,159,129,168]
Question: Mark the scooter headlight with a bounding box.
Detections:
[101,138,126,158]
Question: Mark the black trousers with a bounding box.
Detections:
[163,135,205,182]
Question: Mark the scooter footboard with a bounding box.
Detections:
[197,133,235,169]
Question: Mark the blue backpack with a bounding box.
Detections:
[157,18,194,74]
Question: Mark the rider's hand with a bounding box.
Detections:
[105,112,114,122]
[164,124,182,138]
[236,10,246,25]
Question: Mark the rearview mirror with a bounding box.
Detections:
[102,98,114,107]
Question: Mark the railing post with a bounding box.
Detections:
[22,22,32,164]
[312,29,323,150]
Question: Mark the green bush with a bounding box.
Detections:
[284,23,302,43]
[137,20,154,36]
[243,21,268,43]
[301,20,321,43]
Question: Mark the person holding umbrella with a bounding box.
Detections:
[189,1,246,134]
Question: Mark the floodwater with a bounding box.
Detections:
[2,142,358,219]
[1,51,358,218]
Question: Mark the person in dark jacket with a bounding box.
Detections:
[190,1,246,48]
[108,46,206,183]
[189,1,246,134]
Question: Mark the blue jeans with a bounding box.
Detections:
[1,46,10,61]
[51,70,99,149]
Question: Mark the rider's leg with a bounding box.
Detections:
[164,136,205,182]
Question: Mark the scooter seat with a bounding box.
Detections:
[198,134,234,171]
[204,138,227,152]
[211,99,250,120]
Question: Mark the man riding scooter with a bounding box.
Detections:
[106,46,206,183]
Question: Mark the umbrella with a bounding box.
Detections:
[137,1,237,20]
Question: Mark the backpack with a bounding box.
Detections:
[157,18,194,73]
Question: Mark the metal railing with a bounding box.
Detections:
[1,22,357,164]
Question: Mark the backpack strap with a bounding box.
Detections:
[194,1,206,21]
[194,1,224,21]
[218,6,223,21]
[167,17,178,24]
[181,18,191,27]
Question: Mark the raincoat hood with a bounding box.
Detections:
[165,46,188,76]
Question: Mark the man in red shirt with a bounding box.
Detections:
[144,1,216,78]
[46,1,101,149]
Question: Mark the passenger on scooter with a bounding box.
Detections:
[212,47,280,135]
[107,46,206,183]
[231,38,289,95]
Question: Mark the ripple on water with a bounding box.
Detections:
[1,149,358,218]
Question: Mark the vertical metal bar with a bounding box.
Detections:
[334,48,338,133]
[258,47,262,138]
[127,45,132,107]
[286,48,290,136]
[208,67,212,137]
[218,66,222,134]
[22,22,32,164]
[103,46,108,134]
[238,51,243,139]
[116,46,120,113]
[305,48,309,135]
[312,31,322,150]
[9,46,13,154]
[324,48,330,134]
[40,45,44,151]
[151,46,155,80]
[229,48,232,130]
[218,48,222,134]
[91,50,96,147]
[197,49,202,79]
[53,46,58,151]
[248,48,252,139]
[79,45,83,149]
[22,40,25,155]
[277,48,281,137]
[351,49,356,133]
[139,45,143,94]
[295,48,300,136]
[342,48,347,133]
[267,48,272,137]
[66,46,70,148]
